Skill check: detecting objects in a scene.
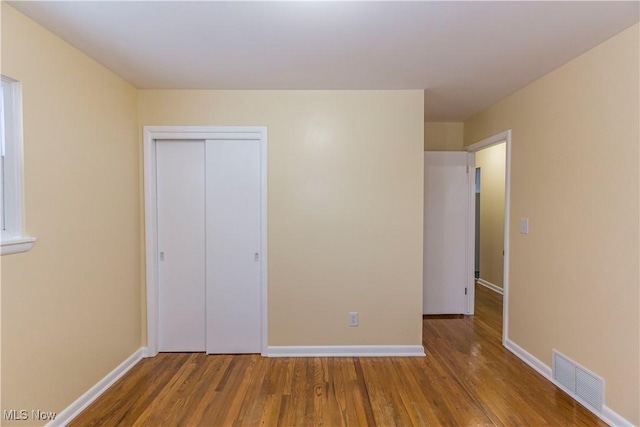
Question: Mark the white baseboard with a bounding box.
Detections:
[504,339,632,427]
[266,345,426,357]
[476,278,504,295]
[47,347,148,427]
[504,338,551,378]
[602,406,635,427]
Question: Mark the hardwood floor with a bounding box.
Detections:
[71,284,606,426]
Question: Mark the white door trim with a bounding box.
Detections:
[465,129,511,346]
[143,126,268,357]
[466,152,475,315]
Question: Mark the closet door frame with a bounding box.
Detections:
[143,126,268,357]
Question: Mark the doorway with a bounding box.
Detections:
[143,126,268,357]
[475,167,481,280]
[465,130,511,345]
[474,143,506,295]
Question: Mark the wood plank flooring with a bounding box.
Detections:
[70,284,606,426]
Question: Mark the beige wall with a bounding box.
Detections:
[424,122,463,151]
[475,142,505,288]
[465,24,639,424]
[139,90,424,346]
[1,4,141,424]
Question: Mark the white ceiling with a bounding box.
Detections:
[8,1,640,121]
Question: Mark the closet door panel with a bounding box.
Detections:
[206,139,262,353]
[157,140,206,351]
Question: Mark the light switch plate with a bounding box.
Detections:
[520,218,529,234]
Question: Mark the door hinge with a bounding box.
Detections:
[465,287,468,295]
[254,253,260,262]
[466,165,469,174]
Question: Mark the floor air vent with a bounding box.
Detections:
[552,350,603,413]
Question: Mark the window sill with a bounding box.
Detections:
[1,236,36,255]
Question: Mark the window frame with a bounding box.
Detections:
[1,75,35,255]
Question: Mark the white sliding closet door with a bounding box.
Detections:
[157,140,206,351]
[206,139,262,354]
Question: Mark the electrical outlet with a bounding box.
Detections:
[349,312,359,327]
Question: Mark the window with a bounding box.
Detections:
[1,75,35,255]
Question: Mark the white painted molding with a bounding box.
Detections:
[0,236,36,255]
[266,345,426,357]
[602,406,634,427]
[476,278,504,295]
[504,339,632,427]
[464,130,511,153]
[1,77,29,245]
[47,347,148,427]
[465,129,511,347]
[504,338,552,378]
[466,152,476,315]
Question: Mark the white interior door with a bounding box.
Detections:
[423,152,474,314]
[206,139,262,354]
[157,140,206,351]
